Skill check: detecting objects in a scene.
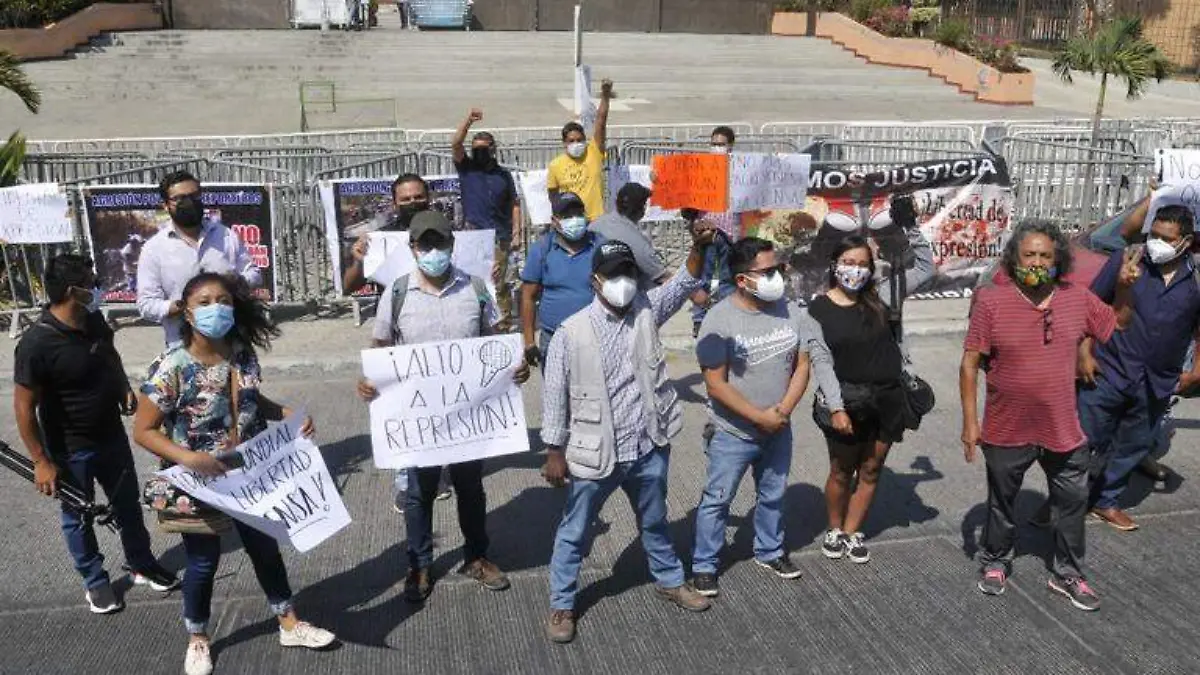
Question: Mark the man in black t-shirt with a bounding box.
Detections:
[13,254,178,614]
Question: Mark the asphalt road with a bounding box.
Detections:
[0,333,1197,674]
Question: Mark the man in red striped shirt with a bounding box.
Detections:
[960,220,1136,612]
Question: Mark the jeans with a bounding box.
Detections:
[980,444,1089,581]
[57,438,158,590]
[405,460,489,570]
[549,447,685,610]
[181,520,293,634]
[692,428,792,575]
[1077,377,1170,510]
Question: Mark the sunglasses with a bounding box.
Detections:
[745,264,786,277]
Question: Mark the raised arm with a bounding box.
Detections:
[452,108,483,165]
[593,79,614,151]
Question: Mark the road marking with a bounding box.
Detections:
[556,97,650,113]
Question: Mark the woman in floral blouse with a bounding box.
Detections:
[132,272,334,675]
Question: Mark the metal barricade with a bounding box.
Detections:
[412,122,755,148]
[801,139,979,170]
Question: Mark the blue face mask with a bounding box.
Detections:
[417,248,452,278]
[191,303,235,339]
[559,216,588,241]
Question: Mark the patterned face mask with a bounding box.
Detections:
[1013,265,1057,288]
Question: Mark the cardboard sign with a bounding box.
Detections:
[0,183,73,244]
[650,154,729,212]
[727,153,811,213]
[362,229,496,292]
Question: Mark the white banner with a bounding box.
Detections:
[575,64,596,133]
[728,153,811,213]
[158,412,351,553]
[363,229,496,291]
[0,183,73,244]
[606,164,679,223]
[1149,148,1200,232]
[362,334,529,469]
[517,170,554,226]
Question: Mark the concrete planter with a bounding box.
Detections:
[771,11,1034,105]
[0,3,161,61]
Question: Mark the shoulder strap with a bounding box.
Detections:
[229,365,242,447]
[390,274,410,343]
[540,231,556,279]
[887,254,905,343]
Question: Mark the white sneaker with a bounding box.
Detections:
[85,583,123,614]
[184,640,213,675]
[279,621,336,649]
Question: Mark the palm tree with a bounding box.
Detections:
[1052,16,1171,229]
[0,49,41,187]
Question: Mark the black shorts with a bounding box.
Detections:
[819,380,906,445]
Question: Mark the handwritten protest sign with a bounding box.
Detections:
[606,164,679,222]
[651,154,729,212]
[362,334,529,469]
[517,170,554,226]
[728,153,811,213]
[1148,148,1200,232]
[363,229,496,291]
[158,412,350,553]
[0,183,73,244]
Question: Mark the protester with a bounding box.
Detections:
[520,192,605,366]
[540,225,715,645]
[137,171,261,348]
[546,78,614,221]
[343,173,432,295]
[588,182,668,287]
[14,254,178,615]
[688,125,742,333]
[132,272,334,675]
[961,219,1135,612]
[690,237,838,596]
[709,125,736,155]
[1078,205,1200,531]
[452,108,523,329]
[358,211,529,603]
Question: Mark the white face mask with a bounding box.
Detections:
[835,264,872,292]
[710,145,729,155]
[566,142,587,159]
[599,275,637,309]
[1146,237,1184,265]
[747,270,786,302]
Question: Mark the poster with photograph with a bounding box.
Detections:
[82,184,278,303]
[319,175,464,297]
[738,156,1013,302]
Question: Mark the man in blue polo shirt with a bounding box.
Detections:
[520,192,603,367]
[452,108,521,330]
[1080,204,1200,531]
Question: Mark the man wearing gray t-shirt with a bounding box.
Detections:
[690,237,838,597]
[588,183,668,289]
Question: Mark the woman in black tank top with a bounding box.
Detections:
[806,235,907,565]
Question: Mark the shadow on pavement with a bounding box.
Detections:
[959,488,1075,574]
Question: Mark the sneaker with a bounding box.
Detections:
[546,609,577,644]
[279,621,337,649]
[1048,576,1101,611]
[184,639,213,675]
[755,556,803,580]
[129,563,181,592]
[691,572,719,597]
[977,567,1007,596]
[845,532,870,564]
[459,558,511,591]
[392,491,407,514]
[654,584,711,612]
[404,567,433,603]
[85,582,124,614]
[821,529,847,559]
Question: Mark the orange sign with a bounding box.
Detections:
[650,154,729,212]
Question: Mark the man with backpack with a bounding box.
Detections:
[357,211,530,603]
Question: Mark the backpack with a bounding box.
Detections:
[390,273,491,343]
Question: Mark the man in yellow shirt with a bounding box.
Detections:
[546,78,614,222]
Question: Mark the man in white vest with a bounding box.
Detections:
[539,224,715,644]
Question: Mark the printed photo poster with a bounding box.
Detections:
[738,156,1013,302]
[82,184,278,303]
[318,175,464,297]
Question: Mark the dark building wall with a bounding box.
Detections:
[168,0,291,29]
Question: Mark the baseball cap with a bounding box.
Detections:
[592,240,639,277]
[551,192,586,217]
[408,210,453,243]
[616,183,652,209]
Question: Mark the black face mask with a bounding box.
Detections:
[173,196,204,229]
[471,146,495,167]
[394,201,430,230]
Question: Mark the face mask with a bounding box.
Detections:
[558,216,588,241]
[417,248,452,278]
[394,201,429,230]
[710,145,729,155]
[471,146,494,166]
[747,270,786,302]
[1013,265,1056,288]
[74,286,102,313]
[1146,237,1184,265]
[173,196,204,229]
[599,275,637,309]
[191,303,235,339]
[566,142,587,159]
[835,264,872,292]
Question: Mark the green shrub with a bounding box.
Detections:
[0,0,137,29]
[850,0,893,23]
[934,17,972,52]
[910,6,939,24]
